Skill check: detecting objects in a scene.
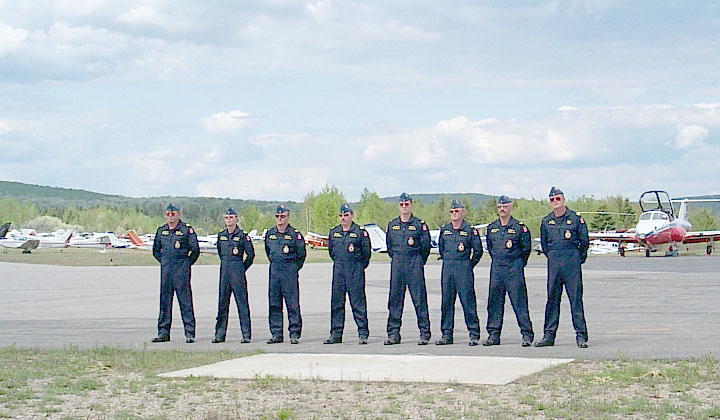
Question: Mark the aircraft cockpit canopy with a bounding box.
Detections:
[639,190,675,217]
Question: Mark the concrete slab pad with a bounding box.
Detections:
[160,353,573,385]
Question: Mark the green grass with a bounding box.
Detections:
[1,347,719,419]
[0,246,392,265]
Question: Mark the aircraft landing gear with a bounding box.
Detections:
[665,245,678,257]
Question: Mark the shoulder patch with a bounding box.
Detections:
[188,227,194,234]
[363,231,368,237]
[296,233,303,240]
[472,229,478,235]
[580,218,585,224]
[422,224,428,231]
[246,236,251,241]
[522,226,528,232]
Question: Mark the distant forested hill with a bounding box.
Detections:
[0,180,298,214]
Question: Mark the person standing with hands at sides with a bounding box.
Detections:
[436,199,483,346]
[536,187,590,348]
[264,204,306,344]
[385,193,432,345]
[324,203,372,345]
[151,203,200,344]
[484,195,534,347]
[212,208,255,344]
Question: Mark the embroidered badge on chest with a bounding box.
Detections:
[548,220,556,225]
[233,237,241,242]
[407,236,415,246]
[506,239,513,249]
[566,219,572,225]
[282,244,290,254]
[457,242,465,252]
[232,247,239,256]
[174,240,181,249]
[564,230,572,239]
[347,243,355,253]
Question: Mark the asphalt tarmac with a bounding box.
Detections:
[2,255,719,359]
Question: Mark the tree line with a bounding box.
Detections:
[1,186,718,237]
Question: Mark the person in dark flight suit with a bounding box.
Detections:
[264,204,306,344]
[536,187,590,348]
[484,195,534,347]
[151,203,200,343]
[212,208,255,343]
[436,199,483,346]
[385,192,432,345]
[324,203,372,345]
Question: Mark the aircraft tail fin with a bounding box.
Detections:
[677,200,689,222]
[0,223,10,238]
[58,229,73,244]
[127,230,145,246]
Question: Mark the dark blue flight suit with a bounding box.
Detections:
[438,220,483,341]
[386,216,432,341]
[214,226,255,342]
[264,225,306,340]
[328,222,372,340]
[152,220,200,340]
[486,217,534,341]
[540,208,589,342]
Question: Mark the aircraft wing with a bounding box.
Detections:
[681,230,720,244]
[588,231,639,243]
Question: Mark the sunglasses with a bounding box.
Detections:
[275,214,288,219]
[399,202,412,207]
[449,209,461,214]
[549,196,563,202]
[339,212,352,217]
[165,211,177,216]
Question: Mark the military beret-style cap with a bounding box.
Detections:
[339,203,353,213]
[549,187,564,196]
[450,199,465,209]
[497,195,513,204]
[224,207,237,215]
[166,203,180,211]
[398,192,413,202]
[276,204,289,214]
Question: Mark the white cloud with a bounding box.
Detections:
[201,111,254,134]
[0,23,28,55]
[675,125,708,149]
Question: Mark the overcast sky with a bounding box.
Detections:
[2,0,720,202]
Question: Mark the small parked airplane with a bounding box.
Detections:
[0,227,73,252]
[305,231,329,249]
[589,190,720,257]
